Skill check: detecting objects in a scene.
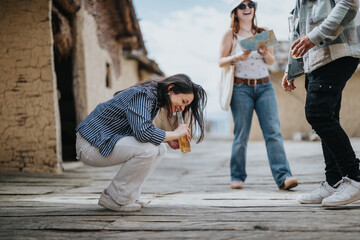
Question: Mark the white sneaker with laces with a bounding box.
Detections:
[322,177,360,207]
[297,182,335,204]
[98,191,141,212]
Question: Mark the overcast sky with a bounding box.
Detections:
[132,0,296,118]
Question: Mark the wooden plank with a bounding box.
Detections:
[0,139,359,239]
[1,230,358,240]
[1,213,359,233]
[0,186,71,195]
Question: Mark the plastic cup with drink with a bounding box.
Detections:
[291,48,304,59]
[176,111,191,153]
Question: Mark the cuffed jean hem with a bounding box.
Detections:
[230,81,293,188]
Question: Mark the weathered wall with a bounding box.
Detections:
[0,0,62,173]
[337,71,360,137]
[73,8,140,122]
[139,69,159,81]
[248,71,360,140]
[120,58,141,90]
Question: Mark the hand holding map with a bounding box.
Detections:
[240,30,279,51]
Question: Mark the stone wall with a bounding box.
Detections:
[73,8,140,122]
[248,71,360,140]
[0,0,159,173]
[0,0,62,173]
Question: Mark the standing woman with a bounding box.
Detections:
[75,74,207,211]
[218,0,298,190]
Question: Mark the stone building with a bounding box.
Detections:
[0,0,163,173]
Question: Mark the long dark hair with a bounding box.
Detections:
[115,74,207,143]
[230,1,265,36]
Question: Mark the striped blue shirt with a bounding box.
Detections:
[75,82,166,157]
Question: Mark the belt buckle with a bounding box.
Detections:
[249,79,257,86]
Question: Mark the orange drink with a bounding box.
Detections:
[179,135,191,153]
[176,111,191,153]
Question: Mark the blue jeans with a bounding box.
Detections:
[230,81,292,188]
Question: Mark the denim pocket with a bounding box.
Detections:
[306,82,340,117]
[233,83,244,88]
[308,82,339,94]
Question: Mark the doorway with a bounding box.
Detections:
[54,56,77,161]
[52,4,77,161]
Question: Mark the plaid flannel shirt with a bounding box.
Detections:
[287,0,360,77]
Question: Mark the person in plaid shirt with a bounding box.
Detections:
[282,0,360,207]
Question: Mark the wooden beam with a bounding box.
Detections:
[53,0,81,15]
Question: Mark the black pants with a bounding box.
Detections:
[305,56,360,186]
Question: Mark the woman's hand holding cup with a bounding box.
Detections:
[174,124,191,141]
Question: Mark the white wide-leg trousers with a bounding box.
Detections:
[76,133,167,205]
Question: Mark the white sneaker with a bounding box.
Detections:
[98,191,141,212]
[322,177,360,207]
[297,182,335,204]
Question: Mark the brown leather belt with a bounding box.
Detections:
[234,76,270,86]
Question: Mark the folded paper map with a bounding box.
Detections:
[240,30,279,51]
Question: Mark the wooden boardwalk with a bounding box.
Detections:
[1,136,360,240]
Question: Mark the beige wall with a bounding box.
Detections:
[73,8,140,122]
[248,71,360,140]
[0,1,156,173]
[139,69,159,81]
[120,59,141,89]
[0,0,62,173]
